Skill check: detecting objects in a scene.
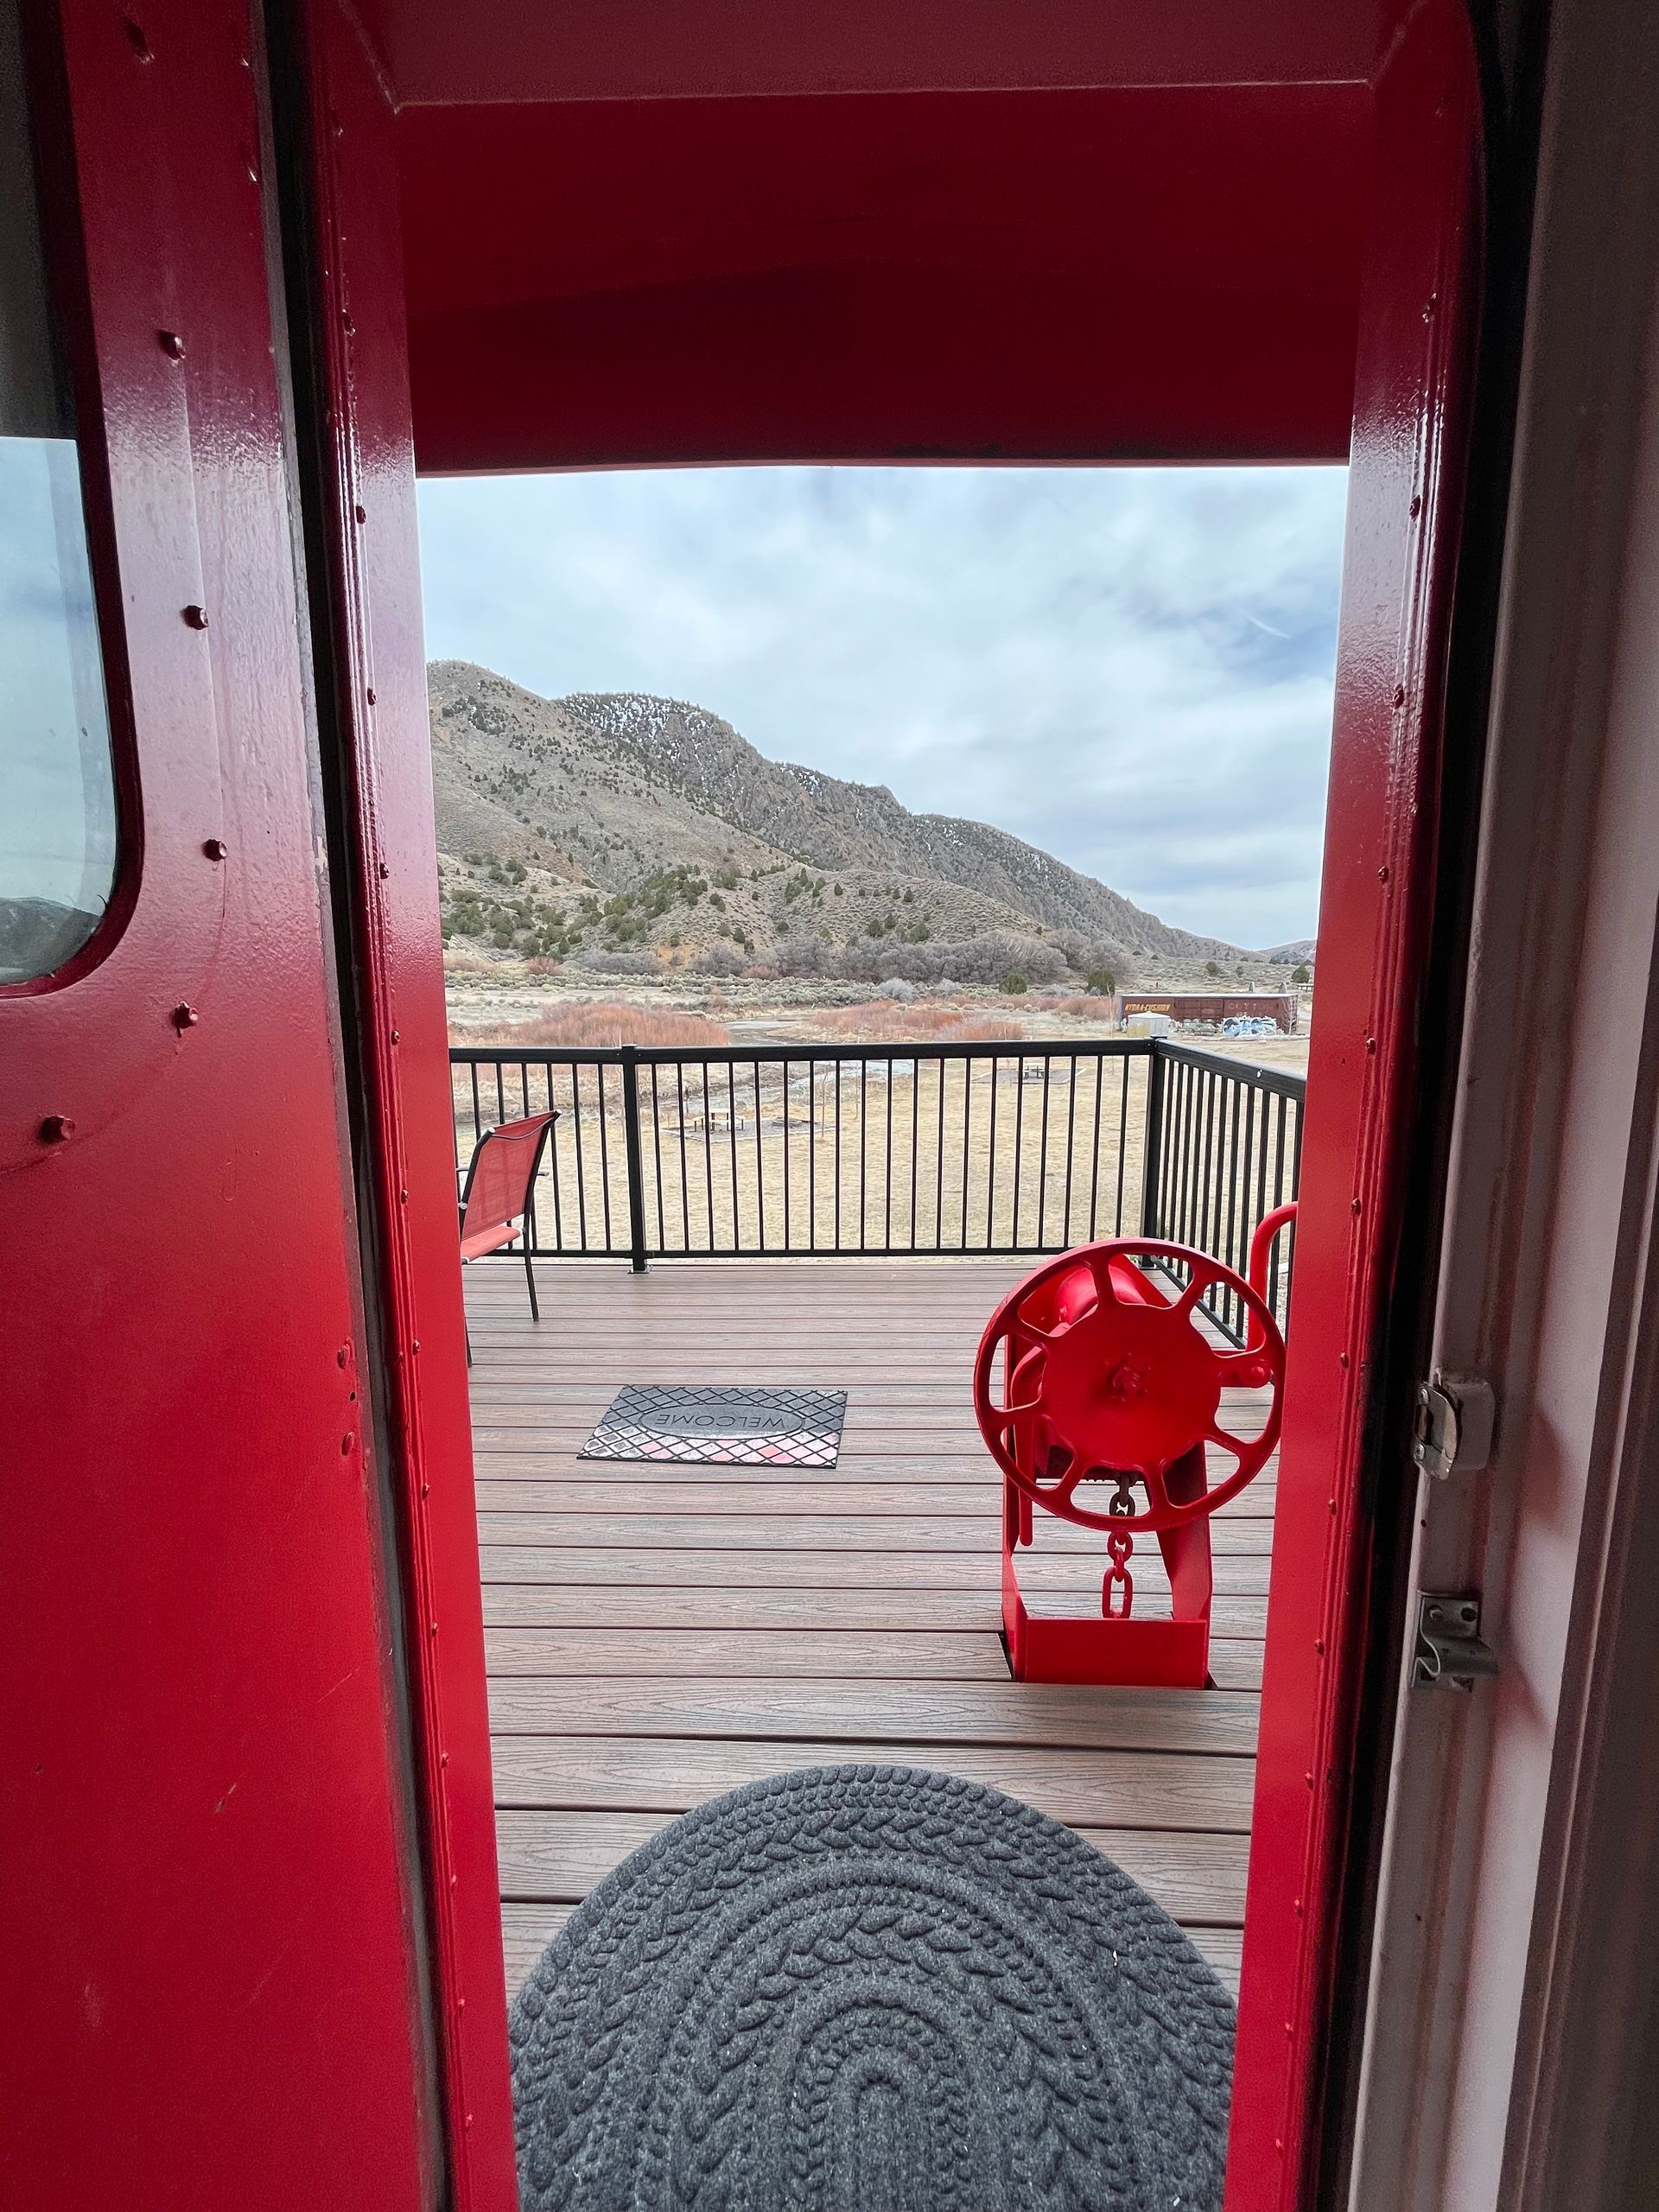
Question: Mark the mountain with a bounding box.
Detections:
[428,660,1256,982]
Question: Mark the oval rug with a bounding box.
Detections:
[509,1764,1235,2211]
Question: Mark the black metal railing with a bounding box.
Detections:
[450,1037,1305,1322]
[1141,1041,1304,1339]
[451,1041,1156,1267]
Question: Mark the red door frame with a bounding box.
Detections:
[1229,6,1483,2202]
[274,3,1485,2202]
[276,2,519,2202]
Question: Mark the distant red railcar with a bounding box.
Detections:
[1119,992,1297,1033]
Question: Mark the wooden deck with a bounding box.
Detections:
[467,1257,1272,2000]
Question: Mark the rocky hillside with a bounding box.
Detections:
[429,660,1267,986]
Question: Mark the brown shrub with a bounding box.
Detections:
[485,1001,733,1048]
[949,1017,1027,1043]
[813,1002,1025,1045]
[1050,996,1119,1020]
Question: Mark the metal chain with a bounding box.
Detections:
[1103,1527,1135,1618]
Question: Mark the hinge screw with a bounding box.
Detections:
[172,1002,200,1030]
[202,837,227,861]
[39,1114,77,1145]
[181,603,209,630]
[158,328,185,359]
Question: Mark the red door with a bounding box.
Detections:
[0,3,503,2203]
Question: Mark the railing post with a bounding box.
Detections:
[619,1046,650,1273]
[1141,1042,1166,1237]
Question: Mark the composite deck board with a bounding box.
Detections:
[468,1257,1272,1999]
[480,1583,1274,1637]
[474,1510,1275,1553]
[491,1736,1255,1830]
[484,1625,1266,1693]
[479,1581,1270,1637]
[472,1478,1279,1515]
[486,1678,1261,1754]
[474,1543,1274,1593]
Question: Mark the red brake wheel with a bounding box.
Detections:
[972,1237,1284,1534]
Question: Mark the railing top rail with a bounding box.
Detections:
[448,1036,1157,1070]
[1154,1039,1307,1098]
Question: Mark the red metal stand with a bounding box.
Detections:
[975,1239,1285,1688]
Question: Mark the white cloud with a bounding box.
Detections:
[416,464,1346,946]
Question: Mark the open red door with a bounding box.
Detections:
[1,3,511,2205]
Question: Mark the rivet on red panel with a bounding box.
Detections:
[172,1002,199,1030]
[158,329,185,359]
[202,837,227,861]
[39,1115,76,1145]
[181,604,209,630]
[122,17,153,62]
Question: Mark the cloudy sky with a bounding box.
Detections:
[416,466,1348,948]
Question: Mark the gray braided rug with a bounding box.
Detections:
[509,1764,1235,2211]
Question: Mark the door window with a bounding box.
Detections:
[0,0,118,984]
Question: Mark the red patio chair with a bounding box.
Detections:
[457,1110,557,1361]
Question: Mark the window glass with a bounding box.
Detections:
[0,0,118,984]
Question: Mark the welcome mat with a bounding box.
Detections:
[578,1384,848,1466]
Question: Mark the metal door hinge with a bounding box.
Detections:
[1412,1370,1497,1480]
[1414,1592,1499,1688]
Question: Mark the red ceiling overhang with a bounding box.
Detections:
[360,3,1385,473]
